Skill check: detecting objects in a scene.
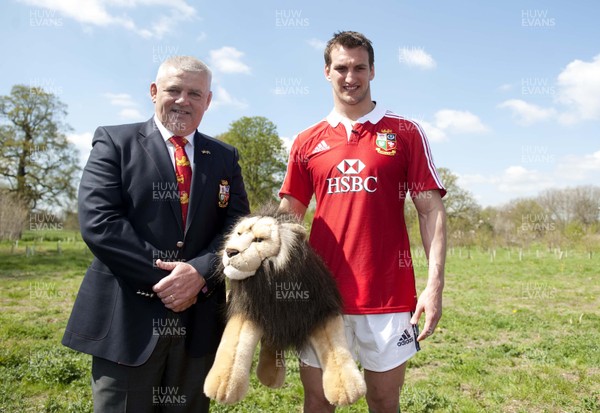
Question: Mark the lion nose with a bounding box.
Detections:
[225,248,239,258]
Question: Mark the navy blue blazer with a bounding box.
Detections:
[62,118,249,366]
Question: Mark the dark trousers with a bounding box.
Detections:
[92,335,214,413]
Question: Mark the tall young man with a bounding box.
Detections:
[279,31,447,413]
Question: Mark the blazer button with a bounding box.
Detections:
[176,241,184,248]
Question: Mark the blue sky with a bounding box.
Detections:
[1,0,599,207]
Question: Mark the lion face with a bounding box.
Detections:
[222,215,306,280]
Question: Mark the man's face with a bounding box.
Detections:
[150,67,212,136]
[325,45,374,108]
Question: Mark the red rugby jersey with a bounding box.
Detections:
[280,105,446,314]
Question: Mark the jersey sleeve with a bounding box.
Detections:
[278,134,314,207]
[406,121,447,198]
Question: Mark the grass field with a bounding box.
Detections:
[0,235,598,412]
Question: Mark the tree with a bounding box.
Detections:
[0,85,80,209]
[503,197,550,247]
[437,167,481,247]
[473,206,497,249]
[437,168,480,222]
[536,186,600,229]
[217,116,287,209]
[402,167,481,248]
[566,186,600,227]
[0,189,28,240]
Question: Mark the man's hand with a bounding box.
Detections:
[411,283,443,341]
[152,260,206,312]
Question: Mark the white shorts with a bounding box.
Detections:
[300,312,420,373]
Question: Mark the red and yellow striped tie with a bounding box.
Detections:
[169,136,192,228]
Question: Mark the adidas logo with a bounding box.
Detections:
[312,140,330,154]
[396,329,414,347]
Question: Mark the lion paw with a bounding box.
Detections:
[322,363,366,406]
[203,367,249,404]
[256,360,286,389]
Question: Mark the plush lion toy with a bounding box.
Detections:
[203,210,366,406]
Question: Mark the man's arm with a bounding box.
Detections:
[79,126,168,287]
[279,194,308,220]
[410,190,447,341]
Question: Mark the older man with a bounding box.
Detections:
[63,56,249,412]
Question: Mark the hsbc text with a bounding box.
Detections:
[326,176,377,194]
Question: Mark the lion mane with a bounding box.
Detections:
[220,209,342,350]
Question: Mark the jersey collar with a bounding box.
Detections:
[326,102,387,128]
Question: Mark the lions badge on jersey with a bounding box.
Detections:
[375,129,397,156]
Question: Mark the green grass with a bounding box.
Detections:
[0,239,93,413]
[0,242,598,412]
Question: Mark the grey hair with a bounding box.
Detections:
[156,56,212,88]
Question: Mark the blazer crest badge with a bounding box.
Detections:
[218,179,230,208]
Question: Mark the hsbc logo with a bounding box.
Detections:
[337,159,365,174]
[327,159,377,194]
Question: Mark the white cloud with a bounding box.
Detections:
[433,109,489,134]
[498,99,557,125]
[456,150,600,203]
[458,166,554,197]
[495,166,555,194]
[398,47,436,70]
[119,108,145,120]
[307,38,326,51]
[103,92,135,106]
[555,150,600,180]
[497,54,600,126]
[103,92,144,120]
[67,131,93,167]
[418,109,488,141]
[457,173,488,186]
[209,85,248,110]
[19,0,196,38]
[418,120,447,142]
[209,47,251,74]
[556,54,600,124]
[280,136,293,152]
